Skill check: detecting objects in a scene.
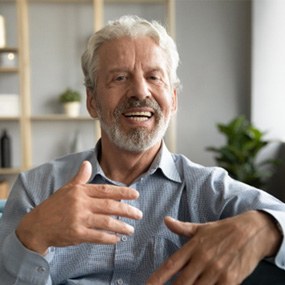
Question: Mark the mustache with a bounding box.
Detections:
[115,98,161,114]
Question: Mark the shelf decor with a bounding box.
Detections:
[0,15,5,48]
[0,129,11,168]
[59,88,81,117]
[0,0,175,177]
[0,94,19,117]
[0,51,17,68]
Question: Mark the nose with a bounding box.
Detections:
[128,75,151,100]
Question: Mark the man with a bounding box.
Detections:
[0,15,284,285]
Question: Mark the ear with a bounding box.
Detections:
[171,88,177,114]
[86,88,98,119]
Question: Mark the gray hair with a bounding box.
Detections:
[81,15,180,91]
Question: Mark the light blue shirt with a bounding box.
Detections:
[0,141,285,285]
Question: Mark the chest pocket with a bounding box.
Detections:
[131,232,186,284]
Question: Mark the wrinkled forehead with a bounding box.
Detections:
[97,36,169,71]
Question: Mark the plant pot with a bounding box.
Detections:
[63,102,81,117]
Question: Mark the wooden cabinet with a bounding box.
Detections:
[0,0,175,196]
[0,1,31,189]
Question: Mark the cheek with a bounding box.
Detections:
[157,92,175,114]
[99,98,120,121]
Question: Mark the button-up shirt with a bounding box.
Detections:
[0,141,285,284]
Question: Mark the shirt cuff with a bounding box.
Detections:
[1,231,54,284]
[262,209,285,269]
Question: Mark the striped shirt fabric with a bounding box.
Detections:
[0,141,285,285]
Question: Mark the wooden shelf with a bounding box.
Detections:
[0,47,18,53]
[0,0,175,176]
[0,67,19,73]
[0,116,20,121]
[31,114,93,121]
[25,0,165,3]
[0,168,22,175]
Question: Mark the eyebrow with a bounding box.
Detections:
[147,67,165,74]
[107,66,165,74]
[107,67,129,74]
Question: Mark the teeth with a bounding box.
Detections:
[130,117,149,121]
[124,111,152,118]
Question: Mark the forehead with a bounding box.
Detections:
[97,36,168,71]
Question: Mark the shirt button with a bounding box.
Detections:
[36,266,46,273]
[116,279,124,285]
[121,235,128,242]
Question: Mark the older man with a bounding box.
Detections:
[0,15,284,285]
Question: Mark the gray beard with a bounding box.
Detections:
[100,116,169,153]
[97,98,171,152]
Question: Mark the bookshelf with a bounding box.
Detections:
[0,0,176,197]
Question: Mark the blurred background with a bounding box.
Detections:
[0,0,284,201]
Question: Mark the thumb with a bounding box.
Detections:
[164,216,199,238]
[71,160,92,185]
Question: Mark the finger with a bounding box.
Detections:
[147,243,194,285]
[81,228,121,244]
[87,214,135,236]
[71,160,92,185]
[90,199,143,220]
[173,260,211,285]
[86,184,140,201]
[165,216,199,237]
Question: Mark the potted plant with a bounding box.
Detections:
[59,88,81,117]
[206,115,279,189]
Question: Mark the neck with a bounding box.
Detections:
[99,136,162,185]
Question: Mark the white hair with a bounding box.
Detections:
[81,15,180,91]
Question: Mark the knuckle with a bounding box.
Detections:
[122,204,132,215]
[68,225,84,240]
[199,251,212,264]
[66,185,82,202]
[175,276,188,285]
[94,231,106,242]
[102,199,113,210]
[164,257,176,271]
[102,216,114,228]
[100,184,111,194]
[219,270,237,285]
[211,259,225,273]
[94,231,117,244]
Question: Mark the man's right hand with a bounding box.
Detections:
[16,160,143,255]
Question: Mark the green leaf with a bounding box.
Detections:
[206,115,279,188]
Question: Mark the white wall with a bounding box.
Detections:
[252,0,285,201]
[0,0,251,167]
[176,0,251,165]
[252,0,285,141]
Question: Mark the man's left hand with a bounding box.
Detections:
[147,211,282,285]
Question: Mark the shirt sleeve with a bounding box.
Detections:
[1,231,53,285]
[205,167,285,270]
[0,173,55,284]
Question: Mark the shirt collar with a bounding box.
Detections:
[148,141,181,183]
[90,140,181,184]
[90,140,105,180]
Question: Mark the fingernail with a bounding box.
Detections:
[136,209,143,219]
[126,224,134,234]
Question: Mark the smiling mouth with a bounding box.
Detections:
[123,111,153,121]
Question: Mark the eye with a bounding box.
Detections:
[149,75,159,81]
[114,74,127,81]
[147,73,164,85]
